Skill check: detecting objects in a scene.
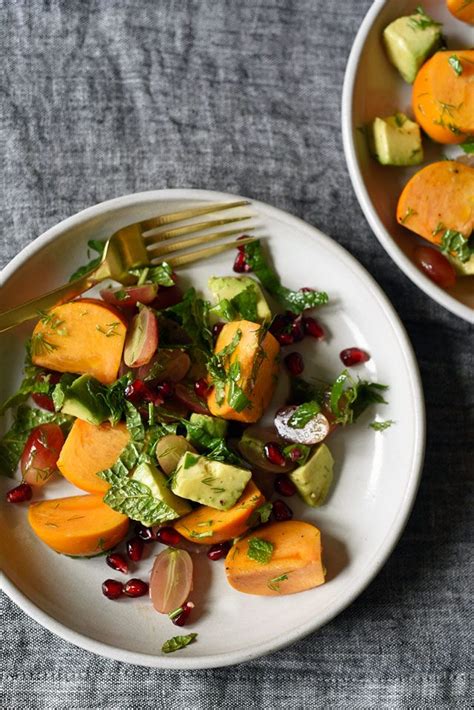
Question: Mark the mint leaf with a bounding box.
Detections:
[440,229,473,264]
[0,406,72,477]
[370,419,395,431]
[230,286,259,322]
[330,370,388,425]
[129,262,174,287]
[161,633,198,654]
[0,363,51,416]
[255,501,273,524]
[243,240,329,314]
[448,54,463,76]
[461,137,474,154]
[247,537,274,564]
[288,400,321,428]
[69,240,105,281]
[97,402,145,484]
[165,288,213,358]
[103,478,180,526]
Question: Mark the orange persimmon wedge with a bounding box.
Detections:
[207,320,280,423]
[57,419,130,494]
[225,520,325,596]
[397,161,474,244]
[28,494,129,556]
[174,480,266,544]
[413,50,474,144]
[31,299,127,384]
[446,0,474,24]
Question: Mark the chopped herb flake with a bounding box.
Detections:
[162,633,198,654]
[247,537,274,564]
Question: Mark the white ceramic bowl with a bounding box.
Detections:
[342,0,474,324]
[0,189,425,668]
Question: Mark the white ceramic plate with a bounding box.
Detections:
[342,0,474,324]
[0,189,425,669]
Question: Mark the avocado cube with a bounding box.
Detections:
[369,114,423,166]
[172,452,251,510]
[132,462,192,524]
[60,374,110,425]
[187,413,228,447]
[208,276,272,324]
[289,443,334,507]
[447,253,474,276]
[383,13,442,84]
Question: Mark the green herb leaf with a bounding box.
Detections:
[165,288,213,359]
[97,402,145,484]
[408,6,442,30]
[254,501,273,524]
[161,633,198,654]
[329,370,388,425]
[129,262,174,287]
[440,229,473,264]
[282,443,311,466]
[288,400,321,428]
[230,286,259,322]
[247,537,274,564]
[289,376,325,405]
[207,329,245,409]
[0,360,51,416]
[69,240,106,281]
[103,477,180,526]
[448,54,463,76]
[369,419,395,431]
[460,136,474,154]
[267,572,289,592]
[243,241,329,314]
[0,406,72,477]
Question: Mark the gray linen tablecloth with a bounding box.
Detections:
[1,1,472,708]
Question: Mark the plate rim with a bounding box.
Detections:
[341,0,474,325]
[0,187,426,669]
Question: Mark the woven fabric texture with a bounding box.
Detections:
[0,1,472,708]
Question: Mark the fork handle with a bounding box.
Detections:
[0,268,103,334]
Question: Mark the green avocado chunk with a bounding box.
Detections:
[369,114,423,166]
[131,462,192,523]
[447,252,474,276]
[289,443,334,507]
[187,413,228,447]
[208,276,272,324]
[383,12,442,84]
[171,451,251,510]
[60,374,110,425]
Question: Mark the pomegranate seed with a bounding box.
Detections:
[277,332,294,346]
[31,393,55,412]
[237,234,250,248]
[156,526,182,547]
[272,499,293,522]
[300,287,314,293]
[106,553,129,574]
[288,447,303,462]
[284,351,304,376]
[127,537,145,562]
[171,601,195,627]
[233,251,252,273]
[207,542,231,561]
[123,578,149,597]
[303,316,325,340]
[414,246,457,288]
[264,442,287,467]
[125,379,150,404]
[194,378,211,399]
[102,579,124,599]
[274,475,297,497]
[155,381,174,399]
[340,348,370,367]
[291,315,304,343]
[6,483,33,503]
[212,322,224,341]
[135,523,157,543]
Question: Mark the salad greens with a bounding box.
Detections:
[161,633,198,653]
[247,537,274,564]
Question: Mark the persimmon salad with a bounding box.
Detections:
[366,3,474,289]
[1,238,389,652]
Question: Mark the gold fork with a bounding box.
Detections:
[0,200,257,333]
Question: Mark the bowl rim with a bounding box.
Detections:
[0,188,426,668]
[341,0,474,325]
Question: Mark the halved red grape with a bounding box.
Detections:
[414,246,457,289]
[124,306,159,368]
[174,383,210,415]
[20,423,65,487]
[149,548,193,614]
[100,284,158,308]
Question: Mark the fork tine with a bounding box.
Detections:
[155,237,258,268]
[140,200,250,231]
[142,214,253,243]
[147,227,256,259]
